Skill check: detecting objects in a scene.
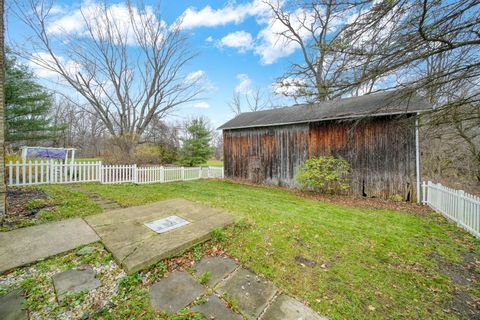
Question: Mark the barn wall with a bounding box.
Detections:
[223,124,309,186]
[308,116,417,201]
[223,115,417,200]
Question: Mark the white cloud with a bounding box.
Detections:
[219,31,254,53]
[46,1,165,46]
[178,0,270,29]
[235,74,252,94]
[193,102,210,109]
[255,8,315,64]
[28,51,80,79]
[185,70,205,82]
[178,0,317,64]
[205,36,214,42]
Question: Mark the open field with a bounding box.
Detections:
[1,180,479,319]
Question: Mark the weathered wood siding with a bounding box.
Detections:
[223,125,309,186]
[223,115,417,201]
[308,116,416,201]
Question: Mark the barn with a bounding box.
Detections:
[218,91,431,202]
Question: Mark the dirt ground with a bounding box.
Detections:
[1,188,55,230]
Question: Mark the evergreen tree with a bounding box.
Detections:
[5,51,58,144]
[178,117,213,167]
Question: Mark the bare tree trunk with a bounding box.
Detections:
[0,0,6,222]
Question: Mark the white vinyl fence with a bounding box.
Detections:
[6,161,224,187]
[422,181,480,238]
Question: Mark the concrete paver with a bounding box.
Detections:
[53,268,101,301]
[149,271,204,314]
[260,294,328,320]
[194,255,238,287]
[191,295,242,320]
[0,289,28,320]
[0,218,99,274]
[216,267,278,319]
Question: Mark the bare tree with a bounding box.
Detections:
[51,97,108,156]
[228,91,243,116]
[246,87,271,112]
[13,0,202,155]
[229,87,272,116]
[265,0,370,102]
[337,0,480,183]
[0,0,6,221]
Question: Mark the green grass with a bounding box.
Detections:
[69,179,479,319]
[202,159,223,167]
[33,185,101,224]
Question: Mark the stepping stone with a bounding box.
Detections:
[0,218,99,274]
[0,289,28,320]
[217,268,277,319]
[53,268,101,301]
[149,271,204,314]
[194,256,238,287]
[191,295,242,320]
[260,294,328,320]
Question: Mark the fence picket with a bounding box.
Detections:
[5,162,224,188]
[423,180,480,238]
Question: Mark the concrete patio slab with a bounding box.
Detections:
[85,199,235,274]
[191,295,242,320]
[260,294,328,320]
[53,268,101,301]
[0,218,99,274]
[0,289,28,320]
[149,271,204,314]
[194,256,238,287]
[217,267,278,319]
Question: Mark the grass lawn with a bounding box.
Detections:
[76,180,479,319]
[202,160,223,167]
[2,180,479,319]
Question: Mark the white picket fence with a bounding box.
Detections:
[6,161,224,186]
[422,181,480,238]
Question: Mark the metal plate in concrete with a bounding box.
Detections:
[194,256,238,287]
[149,271,204,314]
[0,218,100,274]
[85,199,235,274]
[217,268,278,319]
[260,294,328,320]
[0,289,28,320]
[53,268,101,301]
[144,215,190,234]
[191,295,242,320]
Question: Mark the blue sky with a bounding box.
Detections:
[7,0,305,129]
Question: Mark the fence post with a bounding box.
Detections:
[160,166,164,183]
[97,161,102,182]
[8,161,12,186]
[100,161,105,183]
[427,181,433,205]
[221,167,224,179]
[132,164,138,184]
[181,167,185,181]
[421,181,427,204]
[458,190,465,227]
[49,161,55,184]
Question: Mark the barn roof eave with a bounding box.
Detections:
[218,110,426,131]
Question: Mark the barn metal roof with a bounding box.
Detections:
[218,90,432,130]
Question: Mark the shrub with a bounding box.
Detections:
[295,156,350,193]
